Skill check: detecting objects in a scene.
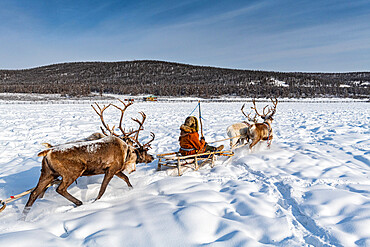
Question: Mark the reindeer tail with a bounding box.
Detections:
[38,150,50,157]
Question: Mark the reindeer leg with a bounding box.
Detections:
[249,138,260,150]
[267,135,273,147]
[56,177,83,206]
[115,171,133,188]
[55,162,86,206]
[38,182,53,199]
[38,178,61,199]
[95,169,115,201]
[23,172,55,214]
[38,188,47,199]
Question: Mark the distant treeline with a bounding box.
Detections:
[0,60,369,98]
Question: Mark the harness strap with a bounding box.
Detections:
[243,121,251,127]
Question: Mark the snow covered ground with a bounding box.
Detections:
[0,100,369,246]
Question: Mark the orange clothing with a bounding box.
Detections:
[179,131,206,156]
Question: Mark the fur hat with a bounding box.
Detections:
[180,116,199,132]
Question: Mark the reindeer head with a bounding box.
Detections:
[129,131,155,164]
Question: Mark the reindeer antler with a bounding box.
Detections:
[251,99,265,118]
[92,99,154,149]
[241,104,258,123]
[91,103,119,136]
[128,112,155,149]
[270,97,278,115]
[111,99,136,137]
[130,112,146,145]
[143,132,155,149]
[264,98,278,118]
[250,98,278,120]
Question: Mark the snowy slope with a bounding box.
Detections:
[0,101,369,246]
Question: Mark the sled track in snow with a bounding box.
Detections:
[235,161,342,247]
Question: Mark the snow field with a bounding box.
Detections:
[0,101,369,246]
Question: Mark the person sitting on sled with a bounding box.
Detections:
[179,116,224,156]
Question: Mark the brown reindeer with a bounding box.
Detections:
[23,100,154,214]
[243,98,278,149]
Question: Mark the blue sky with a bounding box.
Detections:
[1,0,369,71]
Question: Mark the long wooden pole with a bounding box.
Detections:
[198,100,204,138]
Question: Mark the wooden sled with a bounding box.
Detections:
[156,150,234,176]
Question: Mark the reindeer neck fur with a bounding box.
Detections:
[125,143,153,164]
[263,119,272,130]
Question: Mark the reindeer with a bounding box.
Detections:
[227,98,278,150]
[23,100,154,214]
[245,98,278,149]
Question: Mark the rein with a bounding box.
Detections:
[207,134,242,144]
[243,121,251,127]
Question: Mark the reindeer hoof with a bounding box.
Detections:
[22,207,31,217]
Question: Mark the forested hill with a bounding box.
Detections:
[0,60,369,98]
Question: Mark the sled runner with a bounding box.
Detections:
[156,150,234,176]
